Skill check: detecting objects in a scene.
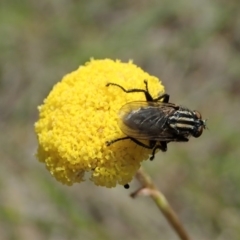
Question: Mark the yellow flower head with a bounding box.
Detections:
[35,59,165,188]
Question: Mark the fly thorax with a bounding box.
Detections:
[168,109,197,135]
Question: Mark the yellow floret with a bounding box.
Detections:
[35,59,165,187]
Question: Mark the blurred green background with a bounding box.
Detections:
[1,0,240,239]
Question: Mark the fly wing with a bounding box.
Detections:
[118,101,178,141]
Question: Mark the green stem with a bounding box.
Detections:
[132,168,191,240]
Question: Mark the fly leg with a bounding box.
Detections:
[128,138,163,161]
[143,80,170,103]
[106,80,170,103]
[174,136,189,142]
[106,82,154,101]
[106,136,131,146]
[149,141,167,161]
[160,141,167,151]
[107,137,165,161]
[107,136,156,149]
[153,93,169,103]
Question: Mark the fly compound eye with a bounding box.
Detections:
[193,125,204,138]
[194,111,202,120]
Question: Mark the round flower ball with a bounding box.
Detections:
[35,59,165,188]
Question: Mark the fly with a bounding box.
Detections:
[106,80,206,161]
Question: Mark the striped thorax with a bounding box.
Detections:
[168,107,206,138]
